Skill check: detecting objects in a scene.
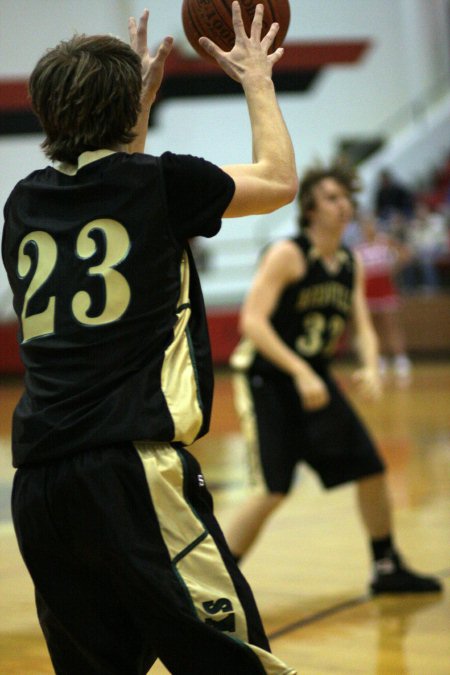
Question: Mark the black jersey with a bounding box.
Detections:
[231,233,355,376]
[2,150,235,466]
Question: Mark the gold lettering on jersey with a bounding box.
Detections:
[296,282,352,313]
[17,219,132,343]
[18,231,57,342]
[296,312,347,358]
[72,219,131,326]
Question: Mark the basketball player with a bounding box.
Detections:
[227,161,442,595]
[2,4,297,674]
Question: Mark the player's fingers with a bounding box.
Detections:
[261,22,280,52]
[128,16,137,50]
[268,46,284,66]
[154,36,174,64]
[250,4,264,41]
[231,0,246,39]
[198,36,225,60]
[136,9,149,53]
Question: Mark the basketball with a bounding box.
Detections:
[182,0,291,60]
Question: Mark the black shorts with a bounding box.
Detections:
[233,371,385,493]
[12,442,294,675]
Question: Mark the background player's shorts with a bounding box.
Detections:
[365,272,400,312]
[233,371,385,494]
[12,442,295,675]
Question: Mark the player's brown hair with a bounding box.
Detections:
[298,159,360,229]
[29,35,142,164]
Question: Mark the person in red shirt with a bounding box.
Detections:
[355,213,412,384]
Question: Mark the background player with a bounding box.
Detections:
[2,4,297,674]
[227,160,442,595]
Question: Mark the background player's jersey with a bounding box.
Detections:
[2,150,234,466]
[231,233,355,376]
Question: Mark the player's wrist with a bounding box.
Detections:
[241,73,274,93]
[291,359,313,380]
[139,95,155,111]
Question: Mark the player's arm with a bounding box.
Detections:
[351,252,382,399]
[200,3,298,216]
[240,241,329,410]
[127,10,173,153]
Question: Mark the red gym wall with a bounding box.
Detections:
[2,293,449,375]
[0,310,241,375]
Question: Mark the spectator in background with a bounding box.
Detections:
[406,202,449,293]
[355,213,412,385]
[375,169,415,222]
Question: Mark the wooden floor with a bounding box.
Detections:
[0,362,449,674]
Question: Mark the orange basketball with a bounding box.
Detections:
[182,0,291,60]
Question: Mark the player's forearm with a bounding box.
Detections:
[352,256,380,371]
[241,312,311,379]
[243,75,298,202]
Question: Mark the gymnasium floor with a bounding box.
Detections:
[0,361,449,674]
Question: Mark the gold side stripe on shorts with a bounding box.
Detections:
[172,531,208,565]
[232,373,268,495]
[134,442,297,673]
[134,442,248,638]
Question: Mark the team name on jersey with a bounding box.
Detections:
[295,281,352,314]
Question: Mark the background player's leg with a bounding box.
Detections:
[356,473,441,594]
[225,492,285,561]
[225,373,298,562]
[304,379,441,595]
[356,473,391,539]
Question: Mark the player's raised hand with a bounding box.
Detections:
[128,9,173,108]
[199,2,284,83]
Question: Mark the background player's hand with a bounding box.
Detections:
[198,2,284,83]
[352,366,382,400]
[294,368,330,411]
[128,9,173,108]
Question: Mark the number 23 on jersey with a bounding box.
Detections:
[17,219,131,343]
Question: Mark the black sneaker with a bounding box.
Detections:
[370,556,443,595]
